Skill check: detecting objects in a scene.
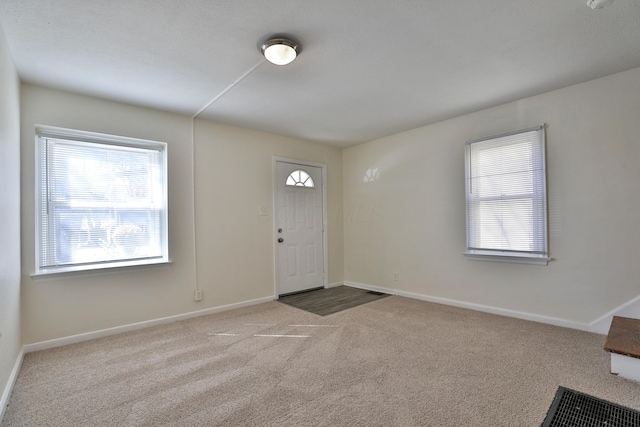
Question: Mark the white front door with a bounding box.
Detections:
[274,160,325,296]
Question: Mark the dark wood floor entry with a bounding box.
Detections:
[278,285,391,316]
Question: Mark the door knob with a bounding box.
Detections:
[278,238,284,243]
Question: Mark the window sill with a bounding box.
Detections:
[464,251,550,265]
[31,258,172,280]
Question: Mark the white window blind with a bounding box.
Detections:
[35,126,168,274]
[464,125,549,264]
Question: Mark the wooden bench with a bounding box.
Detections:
[604,316,640,382]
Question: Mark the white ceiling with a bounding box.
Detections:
[1,1,640,148]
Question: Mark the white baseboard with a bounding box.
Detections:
[588,294,640,335]
[326,281,344,288]
[24,296,274,353]
[0,346,24,424]
[345,281,394,295]
[344,281,594,332]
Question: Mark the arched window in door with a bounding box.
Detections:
[285,169,315,187]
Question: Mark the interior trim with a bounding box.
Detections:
[23,296,274,353]
[343,281,598,333]
[0,346,24,424]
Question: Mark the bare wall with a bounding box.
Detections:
[343,66,640,326]
[193,119,344,305]
[19,84,343,344]
[20,85,196,344]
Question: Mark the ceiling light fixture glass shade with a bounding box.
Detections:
[261,38,299,65]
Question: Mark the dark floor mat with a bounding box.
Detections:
[278,285,390,316]
[542,386,640,427]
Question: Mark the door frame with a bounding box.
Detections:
[272,156,328,297]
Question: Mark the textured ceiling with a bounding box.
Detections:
[1,0,640,147]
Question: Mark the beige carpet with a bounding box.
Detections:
[3,296,640,426]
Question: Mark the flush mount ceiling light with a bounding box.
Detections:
[261,38,300,65]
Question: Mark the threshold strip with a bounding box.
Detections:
[289,324,340,328]
[253,334,310,338]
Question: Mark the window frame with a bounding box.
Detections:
[34,125,170,276]
[285,169,315,187]
[464,125,550,265]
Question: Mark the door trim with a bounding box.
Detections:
[272,157,328,297]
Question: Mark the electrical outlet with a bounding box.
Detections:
[194,289,203,301]
[393,272,399,281]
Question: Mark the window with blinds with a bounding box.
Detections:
[464,125,549,264]
[35,125,169,274]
